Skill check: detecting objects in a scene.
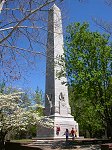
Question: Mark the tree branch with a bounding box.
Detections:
[0,0,55,44]
[0,44,46,56]
[0,26,47,32]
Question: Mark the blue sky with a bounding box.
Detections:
[62,0,112,32]
[11,0,112,93]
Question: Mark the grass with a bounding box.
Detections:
[11,139,32,143]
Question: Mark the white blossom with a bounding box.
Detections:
[0,92,53,138]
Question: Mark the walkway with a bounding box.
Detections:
[27,139,103,150]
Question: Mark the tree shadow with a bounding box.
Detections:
[51,141,101,150]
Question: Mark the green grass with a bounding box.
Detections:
[11,139,32,143]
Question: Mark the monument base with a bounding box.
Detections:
[37,114,79,139]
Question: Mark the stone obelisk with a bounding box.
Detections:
[37,4,79,139]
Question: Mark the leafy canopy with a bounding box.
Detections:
[59,22,112,137]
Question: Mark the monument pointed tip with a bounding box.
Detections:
[53,3,57,7]
[50,4,60,11]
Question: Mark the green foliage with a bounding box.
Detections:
[34,87,43,104]
[0,82,5,94]
[62,22,112,138]
[33,87,44,116]
[69,87,104,137]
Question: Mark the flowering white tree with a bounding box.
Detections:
[0,92,53,150]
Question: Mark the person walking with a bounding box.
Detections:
[64,129,69,141]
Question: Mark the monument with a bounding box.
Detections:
[37,4,79,139]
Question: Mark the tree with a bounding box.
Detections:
[59,22,112,138]
[0,81,5,93]
[33,87,44,116]
[33,87,44,105]
[24,87,45,138]
[0,90,53,150]
[0,0,63,81]
[69,86,104,138]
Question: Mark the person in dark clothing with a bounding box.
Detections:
[65,129,69,141]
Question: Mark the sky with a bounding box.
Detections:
[11,0,112,93]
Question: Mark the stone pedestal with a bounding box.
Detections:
[37,115,79,139]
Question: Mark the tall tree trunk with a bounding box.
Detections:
[0,131,7,150]
[107,122,112,140]
[88,130,93,138]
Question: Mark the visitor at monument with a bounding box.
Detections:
[56,126,60,135]
[75,129,77,137]
[64,129,69,141]
[71,128,75,140]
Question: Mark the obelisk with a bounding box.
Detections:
[37,4,79,139]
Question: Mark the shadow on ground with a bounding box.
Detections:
[51,141,101,150]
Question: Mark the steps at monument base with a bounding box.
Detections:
[23,139,112,150]
[31,138,112,146]
[27,140,57,147]
[26,140,101,150]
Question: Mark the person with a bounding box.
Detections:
[56,126,60,135]
[71,128,75,140]
[64,129,69,141]
[75,129,77,137]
